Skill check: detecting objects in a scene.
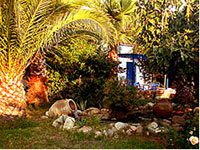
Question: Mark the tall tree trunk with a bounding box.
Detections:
[26,51,49,106]
[0,74,26,117]
[107,44,119,77]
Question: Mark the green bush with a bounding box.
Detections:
[103,78,137,113]
[161,111,199,149]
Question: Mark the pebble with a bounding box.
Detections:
[136,126,143,133]
[41,116,48,119]
[107,129,114,136]
[77,126,92,133]
[130,126,137,132]
[94,131,102,138]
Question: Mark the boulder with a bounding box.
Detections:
[172,115,186,126]
[63,116,75,130]
[52,115,68,128]
[78,126,92,133]
[115,122,128,130]
[86,107,101,115]
[153,99,173,118]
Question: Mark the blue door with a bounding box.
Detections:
[126,60,135,86]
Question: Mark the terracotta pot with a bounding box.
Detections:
[46,99,77,117]
[153,99,173,118]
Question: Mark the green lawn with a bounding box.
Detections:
[0,108,164,149]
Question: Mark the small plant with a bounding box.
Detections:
[77,100,87,111]
[75,115,101,127]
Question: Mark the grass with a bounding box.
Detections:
[0,107,164,149]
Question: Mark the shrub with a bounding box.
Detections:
[103,78,137,114]
[161,111,199,149]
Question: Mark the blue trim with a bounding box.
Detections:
[118,54,147,59]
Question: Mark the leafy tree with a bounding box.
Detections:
[134,0,199,104]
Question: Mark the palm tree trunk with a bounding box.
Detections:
[0,75,26,117]
[26,51,49,106]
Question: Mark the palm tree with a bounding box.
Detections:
[0,0,116,117]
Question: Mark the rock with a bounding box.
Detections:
[172,123,181,127]
[146,131,150,136]
[172,126,184,132]
[193,107,199,113]
[111,127,117,133]
[148,127,161,134]
[107,129,114,137]
[126,129,132,135]
[153,99,173,118]
[101,108,110,113]
[144,102,154,109]
[109,123,115,128]
[172,115,186,126]
[100,114,110,120]
[115,122,128,130]
[94,131,102,138]
[52,115,68,128]
[139,106,144,110]
[130,126,137,132]
[77,110,87,116]
[86,107,101,115]
[63,116,75,130]
[138,116,151,121]
[46,99,77,117]
[147,122,158,129]
[41,115,48,119]
[153,117,158,122]
[161,122,170,127]
[103,130,108,136]
[78,126,92,133]
[160,119,171,127]
[136,126,143,133]
[131,123,141,127]
[163,119,171,124]
[147,102,154,109]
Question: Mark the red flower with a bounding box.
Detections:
[61,78,64,82]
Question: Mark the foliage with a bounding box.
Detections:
[75,115,101,127]
[47,69,68,100]
[161,111,199,149]
[103,78,137,113]
[133,0,199,104]
[46,40,118,107]
[77,100,87,111]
